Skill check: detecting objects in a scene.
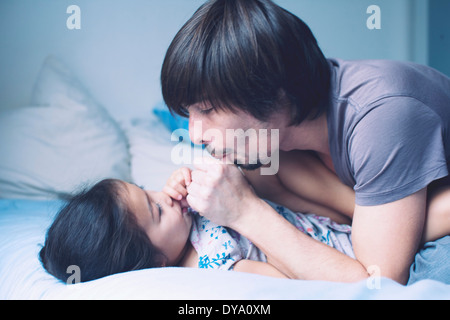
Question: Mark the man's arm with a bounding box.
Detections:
[186,161,369,282]
[236,188,426,284]
[232,260,288,278]
[351,188,427,284]
[233,195,370,282]
[187,161,426,284]
[244,167,352,225]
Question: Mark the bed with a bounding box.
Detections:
[1,56,449,300]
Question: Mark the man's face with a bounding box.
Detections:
[187,103,285,173]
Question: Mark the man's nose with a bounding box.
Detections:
[189,117,210,146]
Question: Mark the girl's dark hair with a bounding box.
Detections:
[39,179,164,283]
[161,0,330,126]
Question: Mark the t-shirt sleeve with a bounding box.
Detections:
[348,96,448,206]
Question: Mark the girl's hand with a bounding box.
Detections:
[163,167,192,201]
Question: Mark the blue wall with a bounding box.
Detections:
[429,0,450,76]
[0,0,444,120]
[278,0,428,63]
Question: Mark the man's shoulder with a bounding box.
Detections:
[330,58,447,111]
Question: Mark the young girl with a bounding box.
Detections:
[40,159,449,283]
[39,171,352,282]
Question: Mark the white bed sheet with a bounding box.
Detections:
[1,136,449,300]
[0,197,448,300]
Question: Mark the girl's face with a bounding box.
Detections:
[122,182,193,266]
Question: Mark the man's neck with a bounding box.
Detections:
[280,112,330,156]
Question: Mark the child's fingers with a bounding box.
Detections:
[181,167,192,186]
[174,183,188,198]
[167,177,189,198]
[164,168,192,200]
[163,185,183,201]
[170,174,189,195]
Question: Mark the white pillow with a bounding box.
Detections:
[123,116,188,192]
[123,115,211,192]
[0,56,131,200]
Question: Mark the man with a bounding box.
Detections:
[161,0,450,284]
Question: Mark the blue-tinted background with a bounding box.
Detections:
[0,0,448,120]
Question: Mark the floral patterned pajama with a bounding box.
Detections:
[189,201,354,270]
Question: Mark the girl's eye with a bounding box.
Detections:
[156,203,162,216]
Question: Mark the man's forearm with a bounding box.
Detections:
[233,198,369,282]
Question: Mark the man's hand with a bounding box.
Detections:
[186,158,259,227]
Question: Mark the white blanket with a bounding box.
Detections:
[0,199,449,300]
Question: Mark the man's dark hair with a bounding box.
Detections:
[161,0,330,126]
[39,179,164,283]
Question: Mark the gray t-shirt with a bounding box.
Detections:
[327,59,450,206]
